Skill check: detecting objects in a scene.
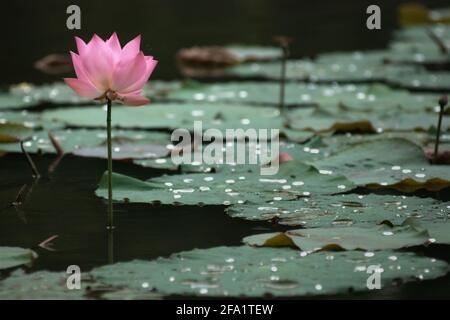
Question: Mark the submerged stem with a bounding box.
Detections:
[108,227,114,264]
[106,98,113,228]
[20,140,40,178]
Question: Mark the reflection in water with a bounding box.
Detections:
[108,227,114,264]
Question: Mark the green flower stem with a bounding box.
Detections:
[434,107,444,163]
[434,96,448,164]
[106,98,113,228]
[108,227,114,264]
[279,46,287,116]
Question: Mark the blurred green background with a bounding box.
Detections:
[1,0,449,85]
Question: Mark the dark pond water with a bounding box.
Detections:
[1,0,450,299]
[2,0,448,85]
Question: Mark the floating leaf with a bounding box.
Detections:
[134,140,316,173]
[243,222,429,252]
[226,45,283,62]
[402,218,450,245]
[96,160,355,206]
[316,50,388,65]
[226,59,422,83]
[226,194,450,227]
[10,82,89,105]
[90,246,448,298]
[311,138,450,192]
[388,42,450,64]
[0,93,38,110]
[287,107,449,133]
[73,143,169,160]
[387,71,450,92]
[167,81,439,113]
[0,111,62,131]
[8,81,181,107]
[142,80,183,100]
[42,103,283,132]
[177,45,282,68]
[318,48,450,66]
[0,128,171,158]
[0,270,88,299]
[317,131,450,154]
[99,289,162,300]
[394,25,450,43]
[0,123,32,143]
[336,85,440,113]
[0,247,37,270]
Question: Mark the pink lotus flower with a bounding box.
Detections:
[64,33,157,106]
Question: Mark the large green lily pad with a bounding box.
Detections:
[0,270,89,300]
[133,140,317,173]
[287,107,449,133]
[226,194,450,228]
[401,218,450,245]
[316,50,388,65]
[310,138,450,192]
[0,111,62,131]
[166,81,439,113]
[318,48,449,66]
[10,82,89,106]
[393,25,450,43]
[0,247,37,270]
[141,80,184,100]
[8,81,183,108]
[42,103,283,132]
[316,131,450,154]
[387,71,450,92]
[89,246,448,298]
[96,160,355,206]
[226,59,422,83]
[0,128,171,159]
[226,45,282,62]
[243,222,429,252]
[388,42,450,65]
[0,93,39,110]
[0,123,33,142]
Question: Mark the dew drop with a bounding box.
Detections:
[388,255,397,261]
